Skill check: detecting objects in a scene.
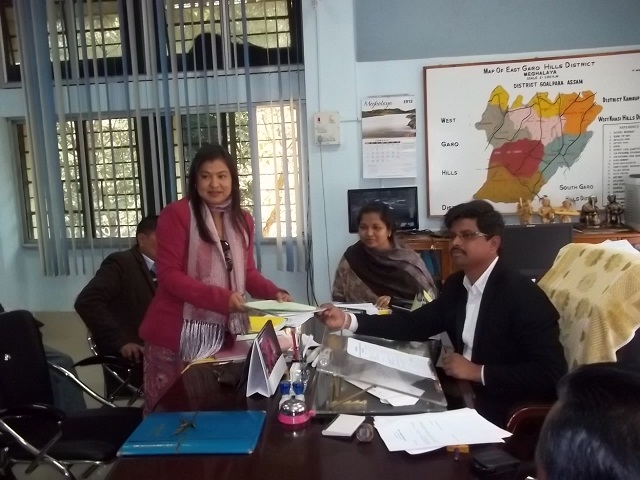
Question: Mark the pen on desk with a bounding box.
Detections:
[453,447,460,461]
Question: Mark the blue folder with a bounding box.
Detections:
[119,410,266,456]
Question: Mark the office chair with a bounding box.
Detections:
[85,333,143,406]
[0,310,142,480]
[503,405,551,461]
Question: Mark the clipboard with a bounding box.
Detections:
[119,410,266,456]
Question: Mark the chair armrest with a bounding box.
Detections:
[504,404,553,461]
[73,354,135,370]
[48,363,118,408]
[1,403,66,423]
[0,402,65,472]
[72,355,142,405]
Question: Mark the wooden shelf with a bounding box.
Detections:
[398,229,640,282]
[573,230,640,245]
[397,233,452,282]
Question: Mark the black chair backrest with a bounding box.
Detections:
[0,310,54,408]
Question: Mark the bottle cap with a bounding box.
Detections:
[279,381,291,395]
[292,381,304,395]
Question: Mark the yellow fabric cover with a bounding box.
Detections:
[538,243,640,369]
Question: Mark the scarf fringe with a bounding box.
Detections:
[179,320,225,362]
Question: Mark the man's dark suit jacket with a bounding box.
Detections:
[356,259,567,427]
[75,247,156,356]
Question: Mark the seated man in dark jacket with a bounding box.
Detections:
[319,200,567,427]
[74,216,158,390]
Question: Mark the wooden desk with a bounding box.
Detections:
[107,364,529,480]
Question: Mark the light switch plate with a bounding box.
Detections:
[314,111,340,145]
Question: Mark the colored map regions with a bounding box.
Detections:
[474,86,602,203]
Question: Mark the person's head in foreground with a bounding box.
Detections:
[535,362,640,480]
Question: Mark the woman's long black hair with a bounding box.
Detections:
[187,143,249,246]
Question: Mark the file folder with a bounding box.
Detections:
[119,410,266,456]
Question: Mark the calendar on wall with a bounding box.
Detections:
[362,95,417,178]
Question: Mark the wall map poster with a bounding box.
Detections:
[424,50,640,216]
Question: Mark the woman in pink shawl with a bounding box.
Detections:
[139,144,290,413]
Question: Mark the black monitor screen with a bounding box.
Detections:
[500,223,574,278]
[347,187,418,233]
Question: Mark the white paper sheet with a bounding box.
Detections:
[345,378,420,407]
[347,337,435,380]
[245,300,323,314]
[350,363,425,397]
[373,408,511,452]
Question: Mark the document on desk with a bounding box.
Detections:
[346,337,435,380]
[245,300,323,315]
[346,378,420,406]
[373,408,512,453]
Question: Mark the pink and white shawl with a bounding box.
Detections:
[179,200,249,362]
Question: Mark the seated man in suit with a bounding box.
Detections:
[319,200,567,427]
[536,363,640,480]
[75,216,158,390]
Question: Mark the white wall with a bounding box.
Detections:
[301,0,640,304]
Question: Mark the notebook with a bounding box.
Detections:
[119,410,266,456]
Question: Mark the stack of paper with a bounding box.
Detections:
[373,408,512,454]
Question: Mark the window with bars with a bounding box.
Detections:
[168,0,301,71]
[17,118,142,240]
[17,105,301,241]
[0,0,142,81]
[0,0,301,83]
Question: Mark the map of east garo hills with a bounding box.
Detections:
[473,86,602,203]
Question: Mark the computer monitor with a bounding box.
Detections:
[347,186,419,233]
[500,223,574,279]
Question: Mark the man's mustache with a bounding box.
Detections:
[450,248,466,255]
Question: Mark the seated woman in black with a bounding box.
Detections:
[332,202,436,308]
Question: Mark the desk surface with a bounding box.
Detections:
[107,364,526,480]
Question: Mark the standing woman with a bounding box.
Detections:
[139,144,291,412]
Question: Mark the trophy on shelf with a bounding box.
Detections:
[605,194,624,227]
[579,195,602,228]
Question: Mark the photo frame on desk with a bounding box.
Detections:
[246,320,287,397]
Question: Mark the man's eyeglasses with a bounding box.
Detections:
[444,231,489,241]
[220,240,233,272]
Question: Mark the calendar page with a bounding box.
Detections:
[362,95,417,179]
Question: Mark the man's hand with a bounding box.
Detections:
[275,291,292,302]
[120,343,144,363]
[442,352,483,383]
[315,304,349,331]
[229,292,246,313]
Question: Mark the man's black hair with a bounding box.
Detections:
[536,362,640,480]
[135,215,158,237]
[443,199,505,238]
